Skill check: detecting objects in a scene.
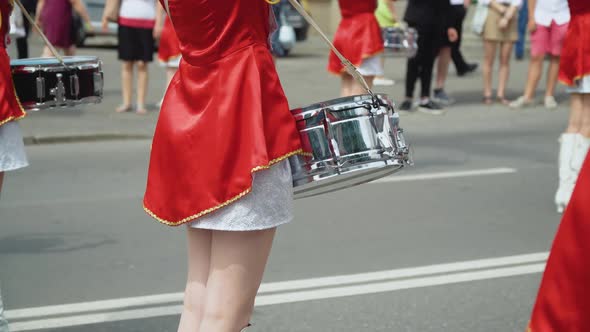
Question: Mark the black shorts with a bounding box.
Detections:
[118,25,155,62]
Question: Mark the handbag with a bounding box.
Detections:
[471,2,489,36]
[9,5,26,39]
[278,12,296,51]
[104,0,121,23]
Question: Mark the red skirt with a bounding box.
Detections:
[157,17,181,65]
[558,12,590,86]
[327,13,384,75]
[0,48,26,127]
[143,43,303,226]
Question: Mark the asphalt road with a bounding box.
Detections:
[0,22,571,332]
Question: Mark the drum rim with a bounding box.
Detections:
[290,93,393,119]
[10,56,100,67]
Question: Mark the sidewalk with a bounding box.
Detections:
[10,31,547,146]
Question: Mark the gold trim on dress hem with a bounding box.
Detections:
[143,148,306,226]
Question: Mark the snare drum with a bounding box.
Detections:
[289,94,411,199]
[383,27,418,58]
[10,56,104,111]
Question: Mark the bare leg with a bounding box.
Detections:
[341,74,353,97]
[166,68,177,90]
[177,228,212,332]
[436,47,452,89]
[136,61,149,114]
[64,45,77,56]
[482,40,497,98]
[545,55,561,98]
[350,76,374,96]
[497,42,514,101]
[41,46,61,57]
[199,229,277,332]
[117,61,134,112]
[522,55,544,100]
[567,94,584,134]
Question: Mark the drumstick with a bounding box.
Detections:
[285,0,375,98]
[13,0,68,67]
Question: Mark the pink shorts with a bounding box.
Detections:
[530,21,569,57]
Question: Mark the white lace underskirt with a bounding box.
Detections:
[566,75,590,94]
[188,159,294,231]
[0,121,28,172]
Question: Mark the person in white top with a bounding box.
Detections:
[509,0,570,109]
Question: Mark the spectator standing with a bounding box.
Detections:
[434,0,478,105]
[480,0,522,105]
[509,0,570,109]
[103,0,157,114]
[35,0,92,57]
[553,0,590,213]
[374,0,397,87]
[515,0,528,59]
[398,0,458,114]
[15,0,36,59]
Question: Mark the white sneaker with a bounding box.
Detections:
[509,96,533,108]
[544,96,558,109]
[374,77,395,86]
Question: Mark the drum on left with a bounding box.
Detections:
[10,56,104,111]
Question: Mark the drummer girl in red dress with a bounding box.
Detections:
[0,2,28,328]
[554,0,590,213]
[154,2,180,107]
[328,0,384,97]
[143,0,303,330]
[0,0,28,194]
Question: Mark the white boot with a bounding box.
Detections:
[555,133,578,213]
[571,133,590,186]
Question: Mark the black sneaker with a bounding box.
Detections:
[433,88,455,105]
[457,63,478,77]
[398,100,414,112]
[418,99,445,115]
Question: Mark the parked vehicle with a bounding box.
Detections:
[75,0,117,46]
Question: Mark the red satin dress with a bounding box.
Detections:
[327,0,384,75]
[558,0,590,86]
[143,0,303,226]
[157,16,181,65]
[528,154,590,332]
[0,0,26,127]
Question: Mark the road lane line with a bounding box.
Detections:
[6,252,547,321]
[8,263,545,331]
[374,167,518,183]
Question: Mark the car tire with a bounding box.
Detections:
[295,28,308,42]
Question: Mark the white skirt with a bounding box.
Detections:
[357,55,384,77]
[0,121,28,172]
[566,75,590,94]
[188,160,294,231]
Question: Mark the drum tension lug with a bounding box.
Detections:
[50,73,67,105]
[70,74,80,98]
[36,76,46,102]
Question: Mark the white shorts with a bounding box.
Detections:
[0,121,28,172]
[357,54,384,77]
[159,56,181,69]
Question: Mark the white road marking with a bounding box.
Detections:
[9,263,545,331]
[7,252,547,330]
[374,167,518,183]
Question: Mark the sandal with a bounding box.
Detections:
[116,104,133,113]
[483,95,493,105]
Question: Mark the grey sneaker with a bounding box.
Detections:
[418,99,446,115]
[508,96,534,108]
[433,89,455,105]
[544,96,558,109]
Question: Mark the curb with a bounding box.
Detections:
[23,134,153,146]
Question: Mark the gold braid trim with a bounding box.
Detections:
[1,77,28,127]
[143,148,307,226]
